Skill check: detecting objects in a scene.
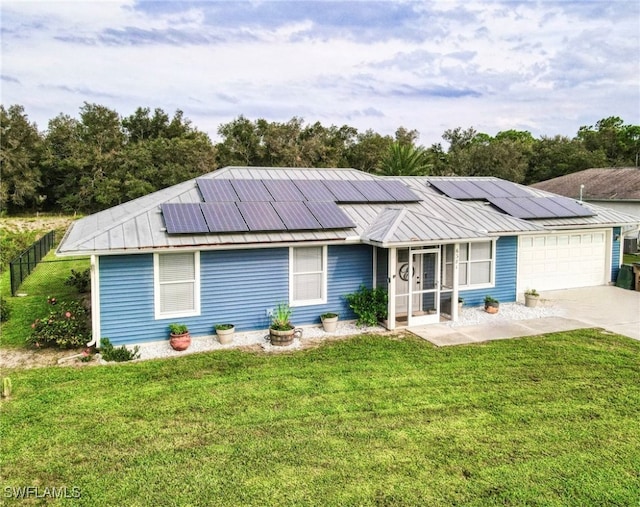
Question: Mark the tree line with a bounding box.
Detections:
[1,102,638,214]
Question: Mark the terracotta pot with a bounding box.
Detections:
[170,332,191,351]
[485,303,499,314]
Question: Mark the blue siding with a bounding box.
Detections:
[293,244,373,325]
[99,255,157,346]
[458,236,517,307]
[99,244,374,346]
[611,227,621,282]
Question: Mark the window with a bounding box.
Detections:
[154,252,200,319]
[290,246,327,306]
[445,241,494,288]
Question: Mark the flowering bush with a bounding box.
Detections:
[27,300,90,349]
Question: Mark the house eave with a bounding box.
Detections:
[56,237,364,257]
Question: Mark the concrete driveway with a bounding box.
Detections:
[542,285,640,341]
[410,285,640,346]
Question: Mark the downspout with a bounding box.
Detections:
[86,255,101,348]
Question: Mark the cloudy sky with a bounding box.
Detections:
[2,0,639,145]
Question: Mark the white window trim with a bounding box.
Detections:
[455,240,496,290]
[289,245,328,307]
[154,251,201,320]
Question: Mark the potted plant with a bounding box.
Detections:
[215,323,235,344]
[484,295,499,314]
[524,289,540,308]
[168,323,191,351]
[320,312,339,333]
[458,297,464,313]
[269,303,297,346]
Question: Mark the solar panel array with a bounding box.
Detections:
[162,178,419,234]
[429,179,594,219]
[196,178,421,204]
[488,196,595,219]
[162,201,355,234]
[429,179,531,200]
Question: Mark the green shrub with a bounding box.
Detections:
[99,338,140,362]
[27,300,90,349]
[65,268,91,293]
[1,297,10,322]
[344,285,388,327]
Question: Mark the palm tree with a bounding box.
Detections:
[378,142,431,176]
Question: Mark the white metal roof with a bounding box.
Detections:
[57,167,639,256]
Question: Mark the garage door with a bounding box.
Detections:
[518,230,608,291]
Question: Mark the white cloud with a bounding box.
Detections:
[1,0,638,144]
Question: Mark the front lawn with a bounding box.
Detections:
[1,331,639,506]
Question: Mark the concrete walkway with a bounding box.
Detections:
[409,285,640,346]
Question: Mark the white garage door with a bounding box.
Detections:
[518,230,608,292]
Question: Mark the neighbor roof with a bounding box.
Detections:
[56,167,640,256]
[531,168,640,201]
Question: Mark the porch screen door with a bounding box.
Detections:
[409,250,440,325]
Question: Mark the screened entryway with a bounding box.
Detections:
[386,245,463,328]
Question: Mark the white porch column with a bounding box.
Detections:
[452,243,460,321]
[387,247,397,330]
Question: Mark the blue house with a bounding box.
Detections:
[56,167,639,347]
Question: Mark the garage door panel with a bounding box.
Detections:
[519,230,608,291]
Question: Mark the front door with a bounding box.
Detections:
[395,248,440,326]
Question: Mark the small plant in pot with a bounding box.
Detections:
[168,323,191,351]
[269,303,298,347]
[320,312,339,333]
[524,289,540,308]
[458,297,464,312]
[484,295,500,314]
[215,323,235,345]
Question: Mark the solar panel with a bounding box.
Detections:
[237,202,285,231]
[486,179,531,198]
[379,180,421,202]
[262,179,306,201]
[429,180,475,199]
[488,196,595,219]
[322,180,368,202]
[305,201,356,229]
[430,179,532,200]
[470,180,511,198]
[197,179,238,202]
[201,202,248,232]
[350,180,396,202]
[546,196,595,217]
[292,180,336,201]
[488,197,545,218]
[161,203,209,233]
[231,179,273,201]
[272,201,321,230]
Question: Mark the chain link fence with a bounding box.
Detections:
[9,231,90,297]
[9,231,55,296]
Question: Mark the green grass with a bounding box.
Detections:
[623,252,640,265]
[1,331,639,506]
[0,251,89,348]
